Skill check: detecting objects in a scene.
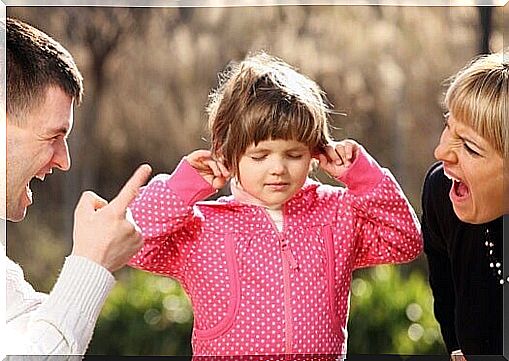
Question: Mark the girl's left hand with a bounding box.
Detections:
[316,139,360,178]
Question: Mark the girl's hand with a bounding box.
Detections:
[186,150,230,190]
[316,139,360,178]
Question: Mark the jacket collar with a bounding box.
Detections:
[197,178,320,210]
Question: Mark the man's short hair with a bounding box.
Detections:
[6,17,83,123]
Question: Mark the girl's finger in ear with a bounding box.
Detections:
[334,145,347,165]
[205,159,221,177]
[216,161,230,178]
[344,142,354,161]
[325,146,339,162]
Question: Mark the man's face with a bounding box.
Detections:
[6,86,74,222]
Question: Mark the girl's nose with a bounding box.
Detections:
[269,160,286,175]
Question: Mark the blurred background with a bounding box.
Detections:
[6,4,507,356]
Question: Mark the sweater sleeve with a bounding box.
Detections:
[5,255,115,357]
[421,163,459,354]
[336,147,423,269]
[128,159,216,278]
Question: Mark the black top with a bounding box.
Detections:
[422,163,503,355]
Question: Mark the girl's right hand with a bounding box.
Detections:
[186,150,230,190]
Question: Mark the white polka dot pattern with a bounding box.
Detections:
[128,155,423,356]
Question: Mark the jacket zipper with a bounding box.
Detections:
[261,207,298,355]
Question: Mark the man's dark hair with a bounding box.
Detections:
[6,17,83,123]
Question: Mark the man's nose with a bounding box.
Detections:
[53,139,71,171]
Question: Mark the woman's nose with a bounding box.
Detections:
[434,132,457,164]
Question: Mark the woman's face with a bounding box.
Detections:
[434,113,505,224]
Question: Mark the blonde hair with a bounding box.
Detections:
[207,52,333,174]
[444,50,508,158]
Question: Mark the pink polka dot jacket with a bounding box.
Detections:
[128,147,423,357]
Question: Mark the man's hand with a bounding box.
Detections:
[316,139,360,178]
[71,164,152,273]
[186,150,230,190]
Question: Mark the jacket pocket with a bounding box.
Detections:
[193,233,241,340]
[322,224,341,333]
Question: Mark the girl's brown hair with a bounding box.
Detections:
[207,52,333,174]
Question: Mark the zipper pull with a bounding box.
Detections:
[281,240,299,271]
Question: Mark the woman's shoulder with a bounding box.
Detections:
[421,162,460,236]
[424,162,448,188]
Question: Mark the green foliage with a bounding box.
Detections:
[348,265,445,355]
[88,269,193,355]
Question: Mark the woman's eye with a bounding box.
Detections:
[250,155,266,161]
[463,143,480,156]
[288,154,303,159]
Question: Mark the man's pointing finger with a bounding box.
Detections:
[109,164,152,213]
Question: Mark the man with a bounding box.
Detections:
[3,18,151,356]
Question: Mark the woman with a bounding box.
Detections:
[422,50,507,360]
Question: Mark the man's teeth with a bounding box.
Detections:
[34,174,45,181]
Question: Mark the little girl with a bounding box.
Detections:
[129,52,422,357]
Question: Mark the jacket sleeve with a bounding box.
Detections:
[335,147,423,269]
[128,159,216,278]
[421,164,459,354]
[5,254,115,358]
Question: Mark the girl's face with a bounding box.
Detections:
[238,139,312,209]
[434,113,505,224]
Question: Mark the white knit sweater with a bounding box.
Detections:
[4,246,115,358]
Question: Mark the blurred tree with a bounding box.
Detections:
[479,7,493,53]
[5,5,504,356]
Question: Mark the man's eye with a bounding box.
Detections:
[288,154,303,159]
[250,155,266,161]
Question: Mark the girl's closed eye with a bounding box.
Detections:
[250,154,267,161]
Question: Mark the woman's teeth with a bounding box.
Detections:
[444,172,460,182]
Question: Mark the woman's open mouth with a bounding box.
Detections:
[445,170,470,202]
